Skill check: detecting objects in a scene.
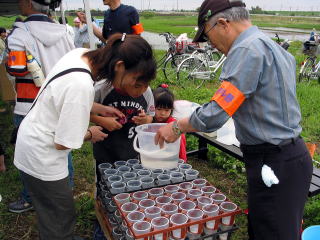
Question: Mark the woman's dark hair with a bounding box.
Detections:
[0,27,6,34]
[83,33,156,83]
[15,17,23,22]
[153,84,174,109]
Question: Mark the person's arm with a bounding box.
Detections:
[91,102,124,118]
[76,12,106,42]
[90,114,122,131]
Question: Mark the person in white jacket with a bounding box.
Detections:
[6,0,75,214]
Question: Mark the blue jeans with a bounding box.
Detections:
[14,114,74,203]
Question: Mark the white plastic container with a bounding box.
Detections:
[134,123,181,170]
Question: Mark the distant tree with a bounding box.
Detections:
[196,7,200,12]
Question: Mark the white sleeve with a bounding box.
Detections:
[143,87,155,116]
[54,77,94,149]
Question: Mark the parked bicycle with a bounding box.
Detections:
[299,40,320,83]
[157,32,198,81]
[275,33,290,51]
[176,46,226,89]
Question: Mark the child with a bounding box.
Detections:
[153,84,187,161]
[91,33,157,178]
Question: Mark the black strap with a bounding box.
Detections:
[28,68,92,114]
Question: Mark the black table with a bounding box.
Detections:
[187,132,320,197]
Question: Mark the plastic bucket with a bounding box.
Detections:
[302,225,320,240]
[134,123,180,170]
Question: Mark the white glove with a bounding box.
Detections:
[261,164,279,187]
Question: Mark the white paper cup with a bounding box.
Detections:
[171,192,186,203]
[127,179,142,191]
[170,172,184,183]
[185,169,199,180]
[110,181,126,194]
[98,162,113,175]
[197,196,213,209]
[123,172,137,182]
[202,204,219,229]
[137,169,152,179]
[139,199,155,210]
[157,174,171,186]
[201,186,216,196]
[114,160,127,168]
[107,175,123,187]
[132,191,148,202]
[145,206,161,220]
[161,203,178,216]
[187,189,203,200]
[219,224,233,240]
[179,163,192,173]
[192,178,207,189]
[164,185,179,194]
[118,165,131,175]
[179,182,193,192]
[115,193,131,204]
[156,196,172,207]
[112,226,123,240]
[132,221,151,240]
[132,164,144,173]
[170,213,188,239]
[210,193,226,205]
[219,201,237,225]
[121,202,138,215]
[151,216,170,240]
[152,168,164,178]
[179,200,196,212]
[187,209,204,234]
[140,176,155,188]
[103,168,118,182]
[127,211,145,224]
[148,188,164,198]
[127,159,140,167]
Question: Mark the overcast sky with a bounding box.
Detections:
[64,0,320,11]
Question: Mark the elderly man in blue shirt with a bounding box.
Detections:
[155,0,313,239]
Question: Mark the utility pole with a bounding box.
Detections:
[176,0,179,11]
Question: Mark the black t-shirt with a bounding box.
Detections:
[93,85,155,164]
[102,4,139,40]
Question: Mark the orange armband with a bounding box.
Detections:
[6,51,29,77]
[211,81,245,116]
[131,23,144,35]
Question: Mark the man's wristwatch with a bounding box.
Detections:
[172,121,182,136]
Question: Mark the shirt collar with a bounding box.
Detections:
[228,26,259,53]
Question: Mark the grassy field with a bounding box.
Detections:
[1,41,320,239]
[1,13,320,34]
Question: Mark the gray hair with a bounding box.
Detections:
[31,1,50,14]
[208,6,249,24]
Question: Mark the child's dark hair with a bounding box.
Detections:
[83,33,156,83]
[153,84,174,109]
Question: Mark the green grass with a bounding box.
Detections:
[1,13,319,35]
[0,40,319,239]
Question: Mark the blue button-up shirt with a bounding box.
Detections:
[189,26,301,145]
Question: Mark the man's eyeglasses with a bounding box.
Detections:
[203,21,218,41]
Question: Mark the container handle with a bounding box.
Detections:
[133,136,166,155]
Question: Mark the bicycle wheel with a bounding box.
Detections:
[177,57,209,89]
[299,57,315,83]
[163,54,186,82]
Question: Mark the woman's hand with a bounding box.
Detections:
[89,126,108,143]
[91,103,125,118]
[76,11,87,23]
[97,117,123,131]
[132,110,153,125]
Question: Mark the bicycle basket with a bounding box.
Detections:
[302,41,319,56]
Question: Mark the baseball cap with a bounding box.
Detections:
[32,0,61,9]
[193,0,246,42]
